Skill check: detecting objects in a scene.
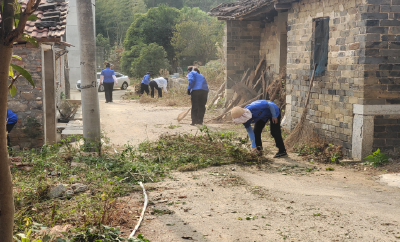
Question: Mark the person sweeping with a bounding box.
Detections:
[231,100,287,158]
[187,66,208,125]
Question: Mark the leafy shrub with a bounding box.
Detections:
[363,149,390,167]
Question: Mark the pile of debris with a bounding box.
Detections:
[206,59,286,123]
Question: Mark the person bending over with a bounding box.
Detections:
[6,109,18,147]
[231,100,287,158]
[187,66,208,125]
[140,71,153,96]
[149,77,168,98]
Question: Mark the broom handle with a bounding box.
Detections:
[304,64,317,110]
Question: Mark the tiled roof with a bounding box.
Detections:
[209,0,294,19]
[22,0,68,41]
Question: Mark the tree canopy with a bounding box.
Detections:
[95,0,147,46]
[172,7,224,66]
[123,5,180,64]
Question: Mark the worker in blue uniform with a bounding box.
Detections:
[140,71,153,96]
[231,100,287,158]
[100,63,118,103]
[187,66,209,125]
[6,109,18,147]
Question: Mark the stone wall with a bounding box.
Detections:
[374,115,400,154]
[225,20,262,90]
[260,12,288,75]
[286,0,365,155]
[9,44,44,148]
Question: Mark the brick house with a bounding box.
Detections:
[8,0,71,148]
[210,0,400,159]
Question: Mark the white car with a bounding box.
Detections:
[76,72,130,92]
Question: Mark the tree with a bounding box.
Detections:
[144,0,183,9]
[183,0,235,12]
[96,33,111,63]
[77,0,101,150]
[0,0,41,239]
[130,43,170,78]
[95,0,147,46]
[171,7,224,66]
[123,5,180,66]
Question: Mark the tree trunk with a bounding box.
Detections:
[0,44,15,242]
[77,0,101,150]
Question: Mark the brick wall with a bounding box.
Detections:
[225,20,262,89]
[9,44,44,148]
[374,115,400,154]
[287,0,365,155]
[362,0,400,105]
[260,12,288,75]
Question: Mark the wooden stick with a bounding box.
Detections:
[205,93,263,123]
[129,182,148,238]
[207,80,226,110]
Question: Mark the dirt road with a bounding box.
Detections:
[98,97,400,242]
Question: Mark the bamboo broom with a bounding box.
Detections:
[284,65,317,150]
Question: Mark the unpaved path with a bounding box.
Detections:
[99,98,400,242]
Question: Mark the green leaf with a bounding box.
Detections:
[9,66,13,77]
[10,64,35,87]
[10,85,17,97]
[12,55,22,60]
[22,33,38,47]
[27,14,38,21]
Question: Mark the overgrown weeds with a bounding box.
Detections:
[12,127,263,239]
[293,142,343,164]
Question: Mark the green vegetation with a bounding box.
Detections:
[12,128,262,240]
[363,148,390,167]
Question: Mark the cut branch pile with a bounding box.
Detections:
[206,59,286,123]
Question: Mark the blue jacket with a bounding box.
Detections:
[100,68,115,83]
[187,71,209,91]
[7,109,18,124]
[141,74,150,85]
[243,100,280,128]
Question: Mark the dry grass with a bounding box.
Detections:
[139,95,158,104]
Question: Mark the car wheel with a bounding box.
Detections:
[98,84,105,92]
[121,82,128,90]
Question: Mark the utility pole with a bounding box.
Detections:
[77,0,101,150]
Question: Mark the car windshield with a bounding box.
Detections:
[97,74,100,79]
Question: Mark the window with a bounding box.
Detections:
[312,17,329,76]
[115,73,122,77]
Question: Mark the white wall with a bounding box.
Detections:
[65,0,96,89]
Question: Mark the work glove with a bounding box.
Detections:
[187,89,191,95]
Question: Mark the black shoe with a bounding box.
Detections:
[105,101,109,103]
[273,151,288,158]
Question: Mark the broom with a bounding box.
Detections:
[177,108,191,122]
[284,65,317,150]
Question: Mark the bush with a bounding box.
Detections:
[363,149,390,167]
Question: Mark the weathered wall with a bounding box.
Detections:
[225,20,262,91]
[260,12,288,75]
[9,44,44,148]
[286,0,365,156]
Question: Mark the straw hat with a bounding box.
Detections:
[231,106,246,119]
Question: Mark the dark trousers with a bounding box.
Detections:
[140,83,149,95]
[254,112,286,153]
[6,123,16,147]
[104,82,114,102]
[149,81,162,98]
[191,89,208,125]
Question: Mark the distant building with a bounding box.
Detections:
[65,0,95,90]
